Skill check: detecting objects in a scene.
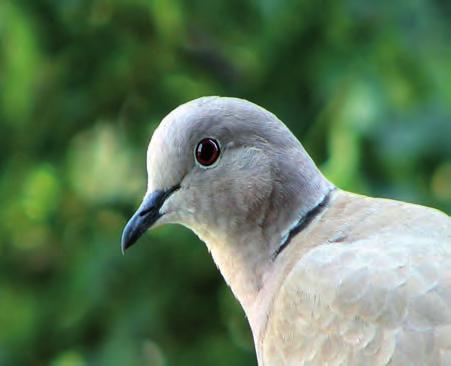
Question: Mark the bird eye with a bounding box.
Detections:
[195,138,221,167]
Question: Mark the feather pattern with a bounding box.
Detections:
[260,190,451,366]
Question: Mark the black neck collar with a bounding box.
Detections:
[273,188,334,259]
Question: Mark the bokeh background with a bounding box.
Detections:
[1,0,450,365]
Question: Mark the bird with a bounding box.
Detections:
[121,96,451,366]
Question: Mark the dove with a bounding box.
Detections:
[121,96,451,365]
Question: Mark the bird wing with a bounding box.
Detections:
[260,195,451,366]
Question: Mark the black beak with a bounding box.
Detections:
[121,185,179,254]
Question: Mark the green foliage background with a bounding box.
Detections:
[0,0,450,365]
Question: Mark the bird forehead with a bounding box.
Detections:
[146,126,191,190]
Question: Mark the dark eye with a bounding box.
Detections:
[195,138,221,167]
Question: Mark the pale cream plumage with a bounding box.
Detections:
[259,190,451,366]
[121,96,451,366]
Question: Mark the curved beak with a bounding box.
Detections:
[121,185,179,254]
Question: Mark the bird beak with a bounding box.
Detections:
[121,185,179,254]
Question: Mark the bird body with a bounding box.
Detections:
[258,190,451,365]
[121,97,451,365]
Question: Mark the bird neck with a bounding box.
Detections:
[196,165,333,326]
[201,228,271,311]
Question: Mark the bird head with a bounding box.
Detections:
[121,96,331,253]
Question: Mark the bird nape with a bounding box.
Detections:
[121,96,451,366]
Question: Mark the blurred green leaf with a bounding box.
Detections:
[0,0,449,365]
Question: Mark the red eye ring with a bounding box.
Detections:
[195,138,221,167]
